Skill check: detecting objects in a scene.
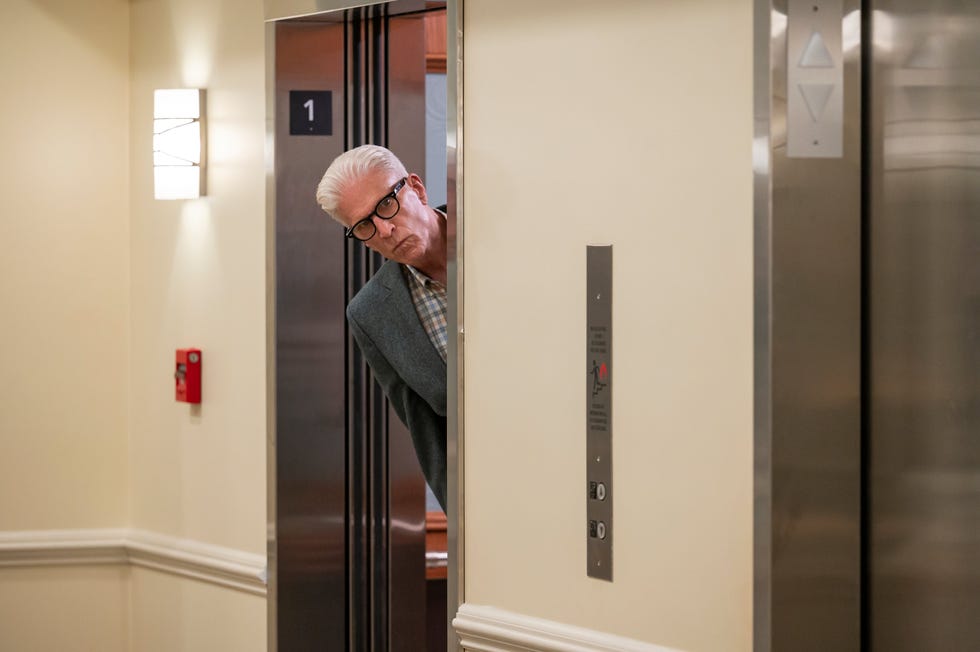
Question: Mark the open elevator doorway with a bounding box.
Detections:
[268,3,449,650]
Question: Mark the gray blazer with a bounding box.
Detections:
[346,260,447,510]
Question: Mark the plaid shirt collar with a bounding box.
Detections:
[403,265,448,362]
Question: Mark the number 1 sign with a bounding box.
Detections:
[289,90,333,136]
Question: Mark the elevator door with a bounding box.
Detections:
[868,2,980,650]
[271,3,444,651]
[766,2,980,650]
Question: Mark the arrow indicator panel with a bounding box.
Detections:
[787,0,844,158]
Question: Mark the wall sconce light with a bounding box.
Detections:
[154,89,206,200]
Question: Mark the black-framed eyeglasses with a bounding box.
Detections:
[344,177,407,241]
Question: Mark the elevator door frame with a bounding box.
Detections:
[264,1,464,650]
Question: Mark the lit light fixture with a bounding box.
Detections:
[154,89,206,200]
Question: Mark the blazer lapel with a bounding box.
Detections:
[373,261,447,413]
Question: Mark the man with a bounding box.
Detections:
[316,144,448,510]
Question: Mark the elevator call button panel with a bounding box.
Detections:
[586,245,613,581]
[787,0,844,158]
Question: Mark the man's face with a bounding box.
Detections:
[337,169,441,268]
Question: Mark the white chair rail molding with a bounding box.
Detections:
[453,604,685,652]
[0,528,265,596]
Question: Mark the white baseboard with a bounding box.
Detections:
[0,528,266,596]
[453,604,683,652]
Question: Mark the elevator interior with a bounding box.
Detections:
[761,1,979,651]
[266,2,449,650]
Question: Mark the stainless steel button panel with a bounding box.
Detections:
[586,245,613,581]
[787,0,844,157]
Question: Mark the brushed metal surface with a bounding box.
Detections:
[269,7,439,650]
[752,0,773,649]
[768,1,863,650]
[868,2,980,650]
[265,19,278,652]
[273,20,349,652]
[265,0,411,22]
[444,1,463,649]
[786,0,845,157]
[387,11,429,651]
[586,246,613,581]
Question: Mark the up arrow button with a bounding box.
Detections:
[800,30,835,68]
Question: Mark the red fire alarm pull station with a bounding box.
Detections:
[175,349,202,404]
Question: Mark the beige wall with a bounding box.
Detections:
[0,566,130,652]
[0,0,130,532]
[127,0,268,648]
[1,0,268,650]
[462,1,754,651]
[128,0,268,555]
[0,3,130,649]
[129,567,266,652]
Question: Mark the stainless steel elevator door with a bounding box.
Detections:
[274,20,348,651]
[869,2,980,650]
[272,5,442,651]
[385,11,429,652]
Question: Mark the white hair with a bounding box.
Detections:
[315,144,407,222]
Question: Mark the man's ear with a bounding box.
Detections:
[408,173,428,205]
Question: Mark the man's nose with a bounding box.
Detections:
[374,217,395,238]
